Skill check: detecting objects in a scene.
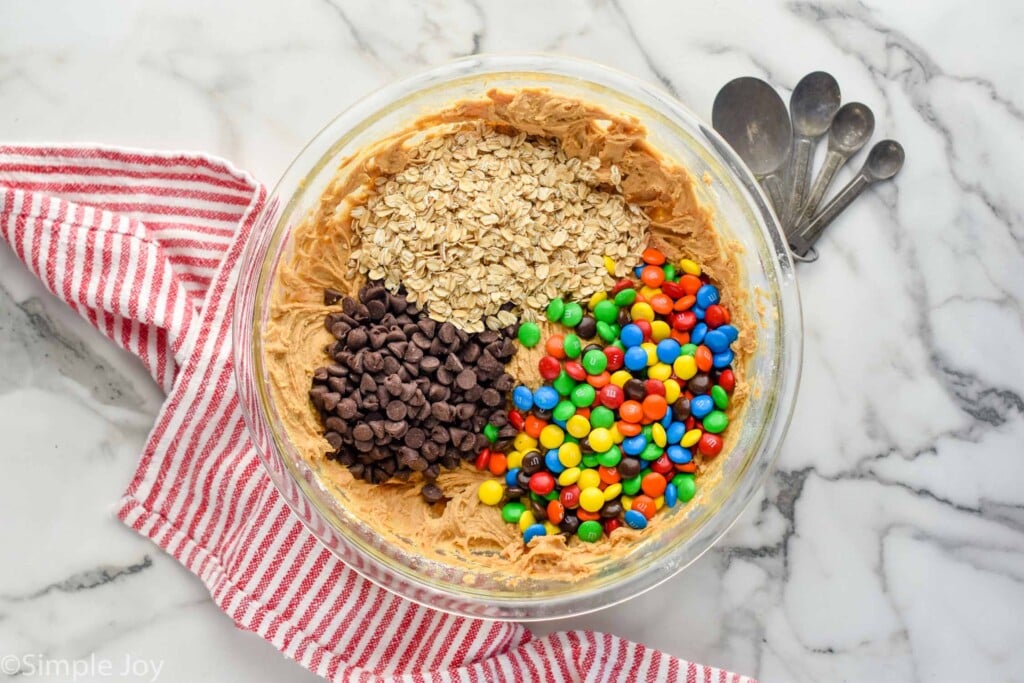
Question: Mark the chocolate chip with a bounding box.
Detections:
[346,328,369,351]
[404,428,426,449]
[427,384,449,402]
[386,401,408,421]
[324,288,344,306]
[382,356,401,375]
[361,284,387,302]
[411,332,432,350]
[369,328,388,349]
[417,318,437,337]
[481,388,503,407]
[384,420,408,438]
[404,344,424,364]
[461,343,481,364]
[431,425,450,443]
[359,374,377,393]
[494,373,514,392]
[310,281,521,487]
[337,398,358,420]
[389,294,408,314]
[430,402,454,421]
[364,352,385,373]
[352,423,373,442]
[438,322,458,344]
[421,483,444,503]
[455,403,476,421]
[455,368,477,390]
[421,441,441,461]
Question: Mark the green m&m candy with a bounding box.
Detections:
[703,410,729,434]
[502,501,526,523]
[577,520,603,543]
[552,371,576,396]
[570,383,596,408]
[593,300,619,324]
[563,334,582,359]
[546,298,566,322]
[561,302,584,327]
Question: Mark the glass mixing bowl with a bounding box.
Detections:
[233,54,802,620]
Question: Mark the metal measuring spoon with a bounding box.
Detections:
[793,101,875,231]
[789,139,905,259]
[782,72,841,231]
[713,77,792,217]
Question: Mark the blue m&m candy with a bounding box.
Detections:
[620,323,644,348]
[703,329,730,353]
[690,395,714,419]
[533,386,559,410]
[696,284,720,309]
[512,385,534,411]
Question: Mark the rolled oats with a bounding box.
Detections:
[348,122,648,332]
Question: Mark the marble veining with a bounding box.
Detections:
[2,1,1022,681]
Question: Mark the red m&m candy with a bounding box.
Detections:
[604,346,624,371]
[565,360,587,381]
[530,471,555,495]
[698,432,723,457]
[704,304,729,328]
[598,384,624,409]
[538,355,561,380]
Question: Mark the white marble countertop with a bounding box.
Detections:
[2,1,1022,681]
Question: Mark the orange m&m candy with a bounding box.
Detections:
[641,472,667,497]
[617,421,642,437]
[630,495,657,520]
[641,247,667,265]
[695,345,713,372]
[640,266,665,288]
[641,394,668,421]
[619,400,644,423]
[650,294,674,315]
[680,274,702,295]
[524,414,546,438]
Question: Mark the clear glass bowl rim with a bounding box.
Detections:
[233,53,803,621]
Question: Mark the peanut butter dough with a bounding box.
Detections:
[263,90,758,583]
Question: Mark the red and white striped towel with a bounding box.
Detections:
[0,145,754,683]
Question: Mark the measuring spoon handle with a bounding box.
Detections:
[760,172,786,218]
[789,172,871,256]
[795,149,847,231]
[782,136,814,232]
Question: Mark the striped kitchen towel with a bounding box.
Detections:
[0,144,754,683]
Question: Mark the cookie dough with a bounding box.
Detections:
[263,89,757,582]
